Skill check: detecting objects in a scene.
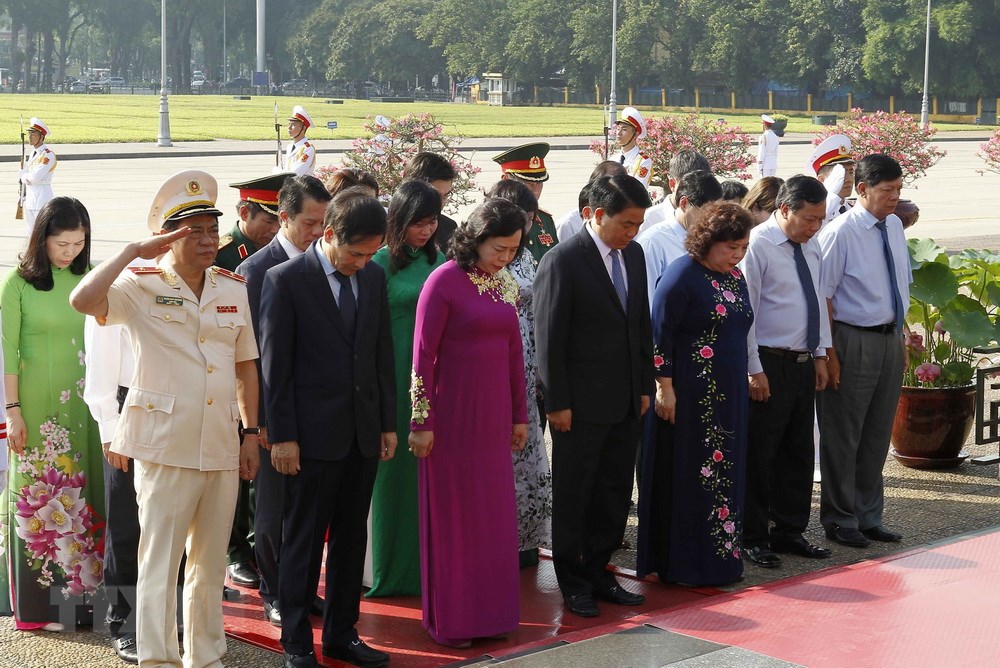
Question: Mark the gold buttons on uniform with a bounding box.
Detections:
[200,336,206,343]
[146,403,154,409]
[207,366,214,373]
[200,307,206,313]
[207,398,214,405]
[164,314,171,321]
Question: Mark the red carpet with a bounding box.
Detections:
[646,529,1000,667]
[223,556,715,666]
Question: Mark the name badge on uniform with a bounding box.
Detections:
[217,305,238,313]
[155,296,184,306]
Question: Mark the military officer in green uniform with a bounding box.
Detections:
[215,173,291,589]
[215,174,290,272]
[492,142,559,264]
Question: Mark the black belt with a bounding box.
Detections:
[759,346,812,363]
[834,320,896,335]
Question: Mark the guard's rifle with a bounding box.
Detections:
[274,103,283,168]
[15,116,25,219]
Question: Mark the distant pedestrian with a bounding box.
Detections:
[18,117,57,234]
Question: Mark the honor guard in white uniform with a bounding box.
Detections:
[281,106,316,175]
[19,117,57,234]
[614,107,653,187]
[69,170,261,668]
[808,134,856,225]
[757,114,779,177]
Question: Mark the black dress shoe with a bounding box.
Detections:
[283,651,319,668]
[322,639,390,667]
[825,525,871,548]
[227,562,261,588]
[745,545,782,568]
[771,536,833,559]
[310,596,324,617]
[112,634,139,665]
[563,593,600,617]
[223,585,242,601]
[862,526,903,542]
[593,584,645,606]
[264,600,281,627]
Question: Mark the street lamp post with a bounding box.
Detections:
[605,0,619,159]
[919,0,931,128]
[157,0,172,147]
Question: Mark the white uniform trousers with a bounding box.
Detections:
[134,461,239,668]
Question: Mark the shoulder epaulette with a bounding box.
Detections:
[641,153,649,160]
[304,142,311,148]
[129,266,162,275]
[218,234,234,249]
[212,267,247,283]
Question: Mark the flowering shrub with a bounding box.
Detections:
[815,109,945,186]
[589,113,753,187]
[976,128,1000,175]
[903,238,1000,387]
[339,113,480,214]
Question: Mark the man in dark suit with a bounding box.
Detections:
[534,174,654,618]
[259,187,396,668]
[235,175,331,626]
[403,151,458,252]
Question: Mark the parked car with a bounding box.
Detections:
[106,76,126,87]
[89,79,110,93]
[282,78,309,92]
[223,77,251,90]
[69,80,87,93]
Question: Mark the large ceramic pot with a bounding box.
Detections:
[891,385,975,469]
[895,200,920,229]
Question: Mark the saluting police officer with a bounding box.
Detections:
[70,171,261,668]
[492,142,559,264]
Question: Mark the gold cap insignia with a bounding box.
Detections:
[529,156,541,169]
[839,145,849,156]
[186,180,203,196]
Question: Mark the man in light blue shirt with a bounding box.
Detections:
[637,170,721,310]
[816,154,911,550]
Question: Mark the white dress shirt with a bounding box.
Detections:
[817,202,912,328]
[315,241,358,305]
[636,208,688,309]
[640,195,675,235]
[740,214,832,375]
[585,222,628,285]
[555,209,585,242]
[276,229,305,259]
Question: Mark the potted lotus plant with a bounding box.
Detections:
[893,239,1000,468]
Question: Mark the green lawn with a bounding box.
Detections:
[0,94,988,144]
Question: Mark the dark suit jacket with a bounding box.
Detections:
[534,226,654,424]
[236,236,290,427]
[259,242,395,460]
[436,213,458,256]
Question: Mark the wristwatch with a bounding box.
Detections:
[243,427,261,435]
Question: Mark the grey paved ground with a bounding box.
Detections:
[1,135,998,666]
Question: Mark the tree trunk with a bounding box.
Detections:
[23,27,35,92]
[42,30,55,92]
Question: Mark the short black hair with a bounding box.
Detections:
[236,200,270,219]
[668,150,711,181]
[674,170,723,207]
[279,175,331,217]
[324,187,387,244]
[587,174,653,216]
[405,152,457,182]
[720,180,749,202]
[487,179,539,217]
[589,160,627,181]
[776,175,828,211]
[855,154,903,187]
[385,180,441,272]
[448,198,529,271]
[577,184,590,214]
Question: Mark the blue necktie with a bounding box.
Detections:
[334,271,356,337]
[875,220,905,332]
[789,241,820,351]
[610,249,627,310]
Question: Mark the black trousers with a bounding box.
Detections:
[102,456,140,636]
[279,446,378,655]
[744,352,817,547]
[254,442,285,604]
[551,416,640,597]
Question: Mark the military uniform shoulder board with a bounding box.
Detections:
[304,142,311,148]
[129,266,163,275]
[218,234,234,249]
[212,267,247,283]
[641,153,649,160]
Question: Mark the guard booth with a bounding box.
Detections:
[484,72,515,106]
